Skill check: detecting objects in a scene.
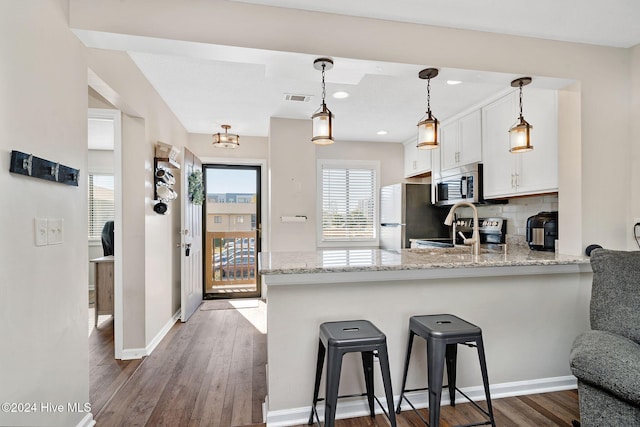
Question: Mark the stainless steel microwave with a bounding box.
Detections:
[432,163,484,207]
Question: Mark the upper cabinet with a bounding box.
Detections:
[440,109,482,171]
[403,138,433,177]
[481,88,558,199]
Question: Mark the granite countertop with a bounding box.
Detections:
[258,245,590,275]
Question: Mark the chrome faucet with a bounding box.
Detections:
[444,201,480,255]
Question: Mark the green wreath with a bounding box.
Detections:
[188,169,204,205]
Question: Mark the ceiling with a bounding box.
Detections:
[232,0,640,48]
[81,1,638,146]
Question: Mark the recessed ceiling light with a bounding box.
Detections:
[332,91,350,99]
[447,80,462,85]
[376,130,388,135]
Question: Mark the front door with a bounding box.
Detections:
[203,164,261,298]
[180,148,203,321]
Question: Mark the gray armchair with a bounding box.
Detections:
[570,249,640,426]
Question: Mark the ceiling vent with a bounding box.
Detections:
[284,93,312,102]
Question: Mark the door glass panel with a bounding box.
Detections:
[204,165,260,298]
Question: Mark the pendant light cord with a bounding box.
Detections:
[321,64,327,105]
[518,80,524,118]
[426,77,432,114]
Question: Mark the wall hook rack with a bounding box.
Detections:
[9,150,79,186]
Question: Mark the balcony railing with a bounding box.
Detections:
[205,231,257,292]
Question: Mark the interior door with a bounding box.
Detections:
[181,147,203,322]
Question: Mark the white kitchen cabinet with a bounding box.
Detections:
[440,109,482,171]
[481,88,558,198]
[403,138,432,177]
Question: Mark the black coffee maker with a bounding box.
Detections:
[526,211,558,251]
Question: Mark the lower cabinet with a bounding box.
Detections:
[481,88,558,199]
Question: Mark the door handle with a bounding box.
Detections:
[185,243,191,256]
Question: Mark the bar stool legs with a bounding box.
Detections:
[377,346,396,426]
[308,320,396,427]
[396,314,496,427]
[308,340,326,425]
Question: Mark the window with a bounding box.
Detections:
[317,160,379,246]
[88,174,115,240]
[214,216,222,224]
[236,216,244,223]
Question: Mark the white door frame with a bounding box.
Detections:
[200,157,268,298]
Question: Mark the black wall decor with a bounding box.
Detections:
[9,150,79,186]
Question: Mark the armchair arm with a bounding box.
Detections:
[570,330,640,406]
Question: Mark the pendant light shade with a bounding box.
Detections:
[417,68,440,149]
[311,58,335,145]
[509,77,533,153]
[212,124,239,149]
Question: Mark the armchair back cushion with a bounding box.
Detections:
[590,249,640,344]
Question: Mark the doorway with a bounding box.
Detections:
[87,109,120,344]
[203,164,261,298]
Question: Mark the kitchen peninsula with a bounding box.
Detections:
[259,246,592,426]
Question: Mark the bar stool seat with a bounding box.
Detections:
[308,320,397,427]
[396,314,496,427]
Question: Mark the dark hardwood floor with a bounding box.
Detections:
[89,301,579,426]
[89,317,144,417]
[294,390,579,427]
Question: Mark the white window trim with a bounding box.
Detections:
[316,159,380,248]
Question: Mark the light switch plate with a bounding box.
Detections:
[47,218,64,245]
[35,218,48,246]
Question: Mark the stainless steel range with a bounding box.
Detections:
[412,217,506,248]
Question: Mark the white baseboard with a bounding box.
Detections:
[146,309,180,355]
[265,375,577,427]
[120,347,147,360]
[120,310,180,360]
[75,413,96,427]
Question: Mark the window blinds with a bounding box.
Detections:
[321,166,376,241]
[88,174,115,240]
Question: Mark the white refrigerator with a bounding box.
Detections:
[379,183,449,250]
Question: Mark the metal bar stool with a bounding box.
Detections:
[308,320,397,427]
[396,314,496,427]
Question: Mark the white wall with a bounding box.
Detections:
[269,118,317,252]
[121,114,148,349]
[0,1,91,426]
[68,0,636,254]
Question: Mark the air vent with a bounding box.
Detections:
[284,93,312,102]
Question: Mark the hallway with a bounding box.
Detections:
[89,300,266,426]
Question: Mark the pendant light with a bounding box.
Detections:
[417,68,440,149]
[311,58,334,145]
[509,77,533,153]
[212,124,240,149]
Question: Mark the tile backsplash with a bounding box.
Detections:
[452,194,559,236]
